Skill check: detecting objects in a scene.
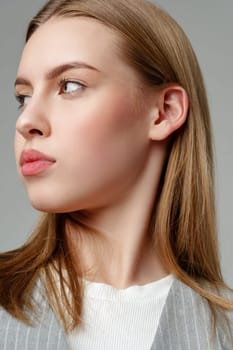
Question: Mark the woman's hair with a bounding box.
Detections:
[1,0,232,338]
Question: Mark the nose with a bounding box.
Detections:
[15,97,51,139]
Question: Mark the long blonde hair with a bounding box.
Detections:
[1,0,232,337]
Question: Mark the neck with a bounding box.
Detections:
[66,145,169,289]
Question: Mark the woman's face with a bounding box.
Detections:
[14,17,154,213]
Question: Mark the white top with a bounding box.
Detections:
[67,274,174,350]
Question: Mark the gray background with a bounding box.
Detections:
[0,1,232,285]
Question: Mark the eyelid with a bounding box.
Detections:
[15,93,31,110]
[58,77,86,85]
[14,77,86,109]
[58,78,86,94]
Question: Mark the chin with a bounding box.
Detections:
[29,196,85,214]
[30,200,67,214]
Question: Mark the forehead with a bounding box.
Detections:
[17,17,122,75]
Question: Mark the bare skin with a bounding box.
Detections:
[15,17,188,289]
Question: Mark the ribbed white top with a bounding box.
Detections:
[67,274,174,349]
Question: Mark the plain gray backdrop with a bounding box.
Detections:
[0,1,232,285]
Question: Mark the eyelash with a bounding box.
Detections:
[58,78,86,95]
[15,94,30,110]
[15,78,86,110]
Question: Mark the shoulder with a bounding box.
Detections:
[172,278,233,348]
[0,305,69,350]
[152,276,233,349]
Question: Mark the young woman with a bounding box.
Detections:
[0,0,232,349]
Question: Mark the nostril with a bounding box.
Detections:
[29,129,43,135]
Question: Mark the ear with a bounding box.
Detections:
[149,85,189,141]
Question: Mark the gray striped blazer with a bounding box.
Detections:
[0,277,232,349]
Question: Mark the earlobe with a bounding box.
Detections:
[149,85,189,141]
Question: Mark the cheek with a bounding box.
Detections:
[63,93,145,168]
[58,91,149,189]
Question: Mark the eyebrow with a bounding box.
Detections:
[14,61,100,87]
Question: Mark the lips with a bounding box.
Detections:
[20,149,56,176]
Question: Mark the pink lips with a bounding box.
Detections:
[20,149,56,176]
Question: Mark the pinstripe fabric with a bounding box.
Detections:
[150,278,232,350]
[0,305,69,350]
[0,278,232,349]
